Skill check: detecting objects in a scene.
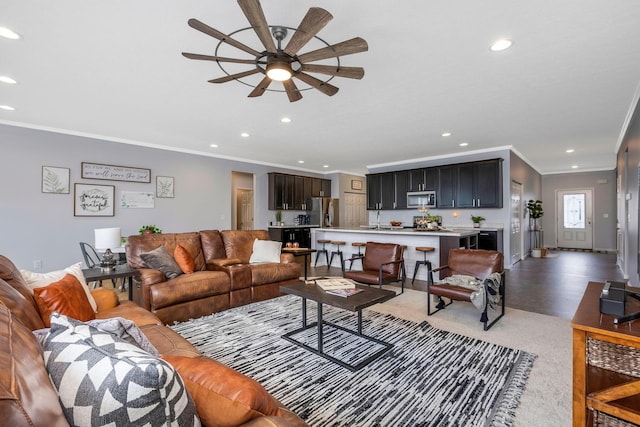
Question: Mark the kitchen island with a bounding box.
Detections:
[311,227,480,282]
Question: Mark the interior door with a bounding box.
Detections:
[510,180,522,264]
[237,189,254,230]
[556,189,593,249]
[343,193,367,227]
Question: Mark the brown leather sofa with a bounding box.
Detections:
[0,254,307,427]
[126,230,301,324]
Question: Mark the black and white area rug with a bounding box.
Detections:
[170,296,536,426]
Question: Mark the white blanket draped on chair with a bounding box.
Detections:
[439,272,502,311]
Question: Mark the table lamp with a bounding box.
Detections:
[94,227,121,269]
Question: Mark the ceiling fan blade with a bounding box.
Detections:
[182,52,261,65]
[283,7,333,57]
[282,79,303,102]
[300,64,364,79]
[208,68,260,83]
[297,37,368,63]
[188,18,261,57]
[248,76,272,97]
[237,0,277,53]
[294,72,339,96]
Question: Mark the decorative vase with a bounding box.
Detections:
[473,223,480,228]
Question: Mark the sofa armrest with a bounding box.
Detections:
[138,268,166,285]
[91,288,120,311]
[207,258,242,269]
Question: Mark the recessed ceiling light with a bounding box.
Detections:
[0,76,16,84]
[0,27,20,40]
[323,165,329,168]
[298,160,304,164]
[459,142,469,147]
[490,39,513,52]
[281,117,291,123]
[566,149,575,153]
[571,165,579,169]
[442,132,452,137]
[210,144,218,148]
[0,105,15,111]
[240,132,250,138]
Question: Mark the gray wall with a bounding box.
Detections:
[541,170,617,252]
[509,151,542,255]
[0,124,320,271]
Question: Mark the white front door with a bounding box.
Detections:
[510,181,522,264]
[556,189,593,249]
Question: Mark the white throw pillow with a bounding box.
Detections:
[249,239,282,263]
[20,262,98,312]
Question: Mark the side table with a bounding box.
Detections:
[82,264,139,301]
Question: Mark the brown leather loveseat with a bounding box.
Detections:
[126,230,301,324]
[0,254,307,427]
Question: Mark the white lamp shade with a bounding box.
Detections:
[94,227,121,251]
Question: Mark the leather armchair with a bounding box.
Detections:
[343,242,406,293]
[427,248,505,330]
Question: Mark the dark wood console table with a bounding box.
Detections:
[571,281,640,426]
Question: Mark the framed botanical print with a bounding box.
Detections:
[74,183,115,216]
[42,166,70,194]
[156,176,174,198]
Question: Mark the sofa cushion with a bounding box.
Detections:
[249,239,282,264]
[43,313,201,427]
[0,300,69,427]
[95,300,163,327]
[199,229,227,262]
[175,244,195,274]
[34,274,96,327]
[249,262,301,286]
[148,271,231,310]
[127,232,206,272]
[0,277,46,331]
[221,230,270,263]
[140,245,183,279]
[20,262,98,312]
[163,355,281,427]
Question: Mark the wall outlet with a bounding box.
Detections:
[33,260,42,269]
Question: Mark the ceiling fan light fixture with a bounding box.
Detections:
[266,60,292,81]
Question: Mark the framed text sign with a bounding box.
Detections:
[81,162,151,183]
[74,183,115,217]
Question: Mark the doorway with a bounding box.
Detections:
[342,192,367,227]
[556,189,593,250]
[232,172,254,230]
[510,180,522,265]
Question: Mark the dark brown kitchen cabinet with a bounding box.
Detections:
[269,226,313,249]
[408,168,437,192]
[437,159,503,209]
[394,170,409,209]
[367,172,405,210]
[269,173,331,210]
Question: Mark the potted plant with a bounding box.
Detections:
[139,225,162,235]
[527,200,544,257]
[471,215,485,228]
[274,210,282,225]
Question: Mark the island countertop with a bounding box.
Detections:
[314,227,479,237]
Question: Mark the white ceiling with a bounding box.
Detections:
[2,1,640,175]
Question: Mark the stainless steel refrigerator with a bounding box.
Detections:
[307,197,339,227]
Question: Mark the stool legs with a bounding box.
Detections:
[412,250,433,284]
[328,243,344,272]
[314,248,329,267]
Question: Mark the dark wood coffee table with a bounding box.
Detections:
[280,281,396,371]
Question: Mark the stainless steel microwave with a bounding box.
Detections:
[407,191,436,208]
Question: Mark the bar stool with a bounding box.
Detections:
[412,246,435,284]
[349,242,366,270]
[328,241,346,271]
[314,239,331,267]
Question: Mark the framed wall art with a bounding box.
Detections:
[351,179,363,191]
[74,183,115,217]
[42,166,70,194]
[156,176,174,198]
[81,162,151,183]
[120,191,155,209]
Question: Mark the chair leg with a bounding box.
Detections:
[314,249,328,267]
[481,276,506,331]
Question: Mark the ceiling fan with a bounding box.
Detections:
[182,0,368,102]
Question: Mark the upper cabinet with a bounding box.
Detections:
[437,159,503,209]
[366,171,408,210]
[408,168,437,192]
[268,173,331,210]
